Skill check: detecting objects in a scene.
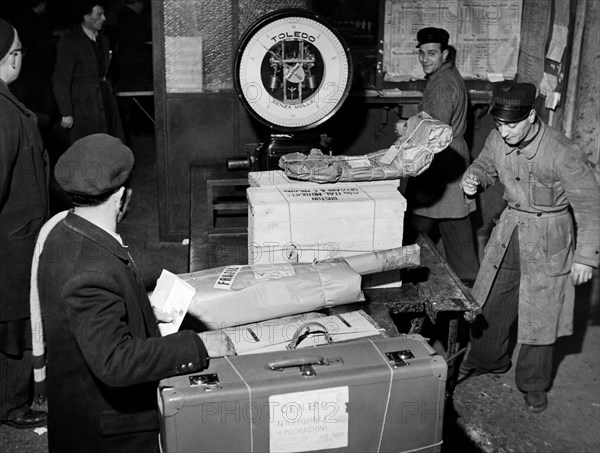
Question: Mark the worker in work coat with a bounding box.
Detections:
[468,120,599,344]
[405,27,479,283]
[461,82,599,411]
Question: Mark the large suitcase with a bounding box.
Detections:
[158,335,447,453]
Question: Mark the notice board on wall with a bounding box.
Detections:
[382,0,523,81]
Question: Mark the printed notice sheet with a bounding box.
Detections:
[165,36,203,93]
[383,0,522,81]
[517,0,551,87]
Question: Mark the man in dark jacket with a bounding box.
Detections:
[0,18,49,429]
[405,27,479,285]
[52,1,125,144]
[38,133,235,452]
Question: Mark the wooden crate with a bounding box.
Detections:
[247,172,406,287]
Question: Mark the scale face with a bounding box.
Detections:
[234,9,353,132]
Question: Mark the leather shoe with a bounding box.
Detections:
[525,390,548,413]
[2,409,47,429]
[459,360,511,379]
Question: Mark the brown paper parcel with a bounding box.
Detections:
[180,262,364,329]
[178,244,420,329]
[279,111,453,183]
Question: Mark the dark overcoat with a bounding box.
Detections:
[52,26,125,143]
[0,81,48,324]
[38,213,209,453]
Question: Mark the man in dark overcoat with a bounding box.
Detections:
[52,1,125,144]
[0,18,48,429]
[404,27,479,285]
[38,134,235,452]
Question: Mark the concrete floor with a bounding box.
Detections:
[1,130,598,453]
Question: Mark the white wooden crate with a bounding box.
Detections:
[247,172,406,287]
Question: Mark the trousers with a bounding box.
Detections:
[468,228,553,392]
[0,319,33,420]
[407,213,479,281]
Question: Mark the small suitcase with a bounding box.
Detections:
[158,335,446,453]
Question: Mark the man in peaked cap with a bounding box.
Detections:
[460,82,600,412]
[403,27,479,287]
[37,134,235,452]
[0,17,49,429]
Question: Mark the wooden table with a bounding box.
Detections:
[189,163,481,394]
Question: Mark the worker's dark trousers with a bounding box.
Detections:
[467,229,553,392]
[409,214,479,282]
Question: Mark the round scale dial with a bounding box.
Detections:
[234,9,353,131]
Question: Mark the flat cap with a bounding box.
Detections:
[55,134,134,196]
[0,18,16,61]
[416,27,449,48]
[489,82,537,122]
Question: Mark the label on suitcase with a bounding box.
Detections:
[158,335,446,453]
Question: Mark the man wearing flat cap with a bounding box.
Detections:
[0,18,49,429]
[460,82,600,413]
[37,134,235,452]
[404,27,479,286]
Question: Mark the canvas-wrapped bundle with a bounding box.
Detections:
[180,261,364,329]
[279,111,452,183]
[179,244,420,329]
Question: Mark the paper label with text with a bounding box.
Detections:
[213,265,244,290]
[269,387,349,452]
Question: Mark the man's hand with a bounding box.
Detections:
[198,331,236,358]
[61,116,74,128]
[571,262,594,286]
[461,171,480,196]
[395,120,406,137]
[152,307,174,324]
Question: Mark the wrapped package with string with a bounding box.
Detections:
[279,111,453,183]
[177,244,419,329]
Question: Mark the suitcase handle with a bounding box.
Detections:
[267,355,329,371]
[286,322,333,350]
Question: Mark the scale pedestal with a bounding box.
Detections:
[227,132,332,172]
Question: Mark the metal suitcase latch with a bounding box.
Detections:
[189,373,222,391]
[386,350,414,367]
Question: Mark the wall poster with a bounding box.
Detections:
[383,0,523,81]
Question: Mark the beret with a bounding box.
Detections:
[0,18,16,61]
[416,27,449,48]
[54,134,134,196]
[489,82,537,122]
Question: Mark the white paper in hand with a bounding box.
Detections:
[150,270,196,336]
